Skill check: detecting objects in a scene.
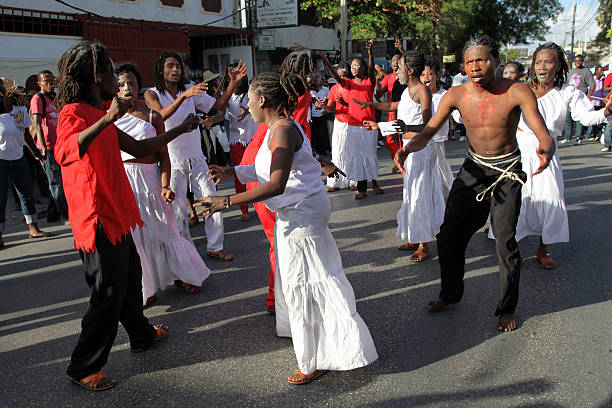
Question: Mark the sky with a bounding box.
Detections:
[535,0,604,50]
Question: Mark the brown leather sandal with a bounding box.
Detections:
[398,242,418,250]
[68,371,116,391]
[355,192,367,200]
[174,280,200,294]
[287,369,328,384]
[410,246,429,262]
[207,250,234,261]
[536,244,556,269]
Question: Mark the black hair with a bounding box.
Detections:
[504,61,525,77]
[595,65,603,71]
[463,34,499,59]
[250,72,305,117]
[55,40,112,111]
[38,70,54,79]
[424,56,440,73]
[351,57,368,77]
[116,63,142,90]
[401,50,426,77]
[575,54,584,59]
[217,62,249,99]
[530,42,568,89]
[391,51,402,59]
[280,49,320,87]
[153,51,186,95]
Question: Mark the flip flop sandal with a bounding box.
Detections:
[354,192,367,200]
[372,185,384,194]
[174,280,200,294]
[207,250,234,261]
[144,294,158,308]
[410,250,429,262]
[287,369,328,385]
[68,372,116,391]
[536,254,556,269]
[398,243,419,250]
[131,324,168,353]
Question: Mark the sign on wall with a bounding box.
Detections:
[258,34,275,50]
[256,0,298,28]
[442,54,456,63]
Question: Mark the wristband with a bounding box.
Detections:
[161,185,170,190]
[313,152,320,161]
[224,196,231,211]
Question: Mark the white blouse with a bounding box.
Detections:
[225,93,256,146]
[115,112,157,161]
[235,121,322,212]
[518,84,606,137]
[432,89,449,142]
[0,106,31,161]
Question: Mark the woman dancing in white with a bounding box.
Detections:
[488,43,612,268]
[115,64,210,305]
[199,72,377,385]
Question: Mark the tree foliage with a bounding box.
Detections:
[595,0,612,43]
[299,0,562,57]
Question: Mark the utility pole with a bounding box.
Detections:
[340,0,347,62]
[570,0,577,56]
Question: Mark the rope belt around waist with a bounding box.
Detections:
[467,147,533,202]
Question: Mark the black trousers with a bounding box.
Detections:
[436,155,525,316]
[67,225,155,380]
[310,116,331,155]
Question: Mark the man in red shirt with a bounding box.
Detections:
[30,70,68,222]
[54,41,199,391]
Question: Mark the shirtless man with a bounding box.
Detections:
[394,34,555,332]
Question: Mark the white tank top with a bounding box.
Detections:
[115,111,157,161]
[254,120,323,211]
[397,86,424,126]
[149,85,215,162]
[432,89,449,142]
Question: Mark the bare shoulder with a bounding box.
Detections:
[144,89,158,101]
[507,80,535,100]
[440,85,463,105]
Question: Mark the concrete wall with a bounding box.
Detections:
[201,45,254,79]
[3,0,237,29]
[0,33,82,86]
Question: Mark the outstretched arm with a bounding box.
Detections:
[144,84,208,120]
[353,98,399,112]
[366,39,376,84]
[320,51,345,87]
[212,62,247,112]
[394,88,456,171]
[515,83,555,175]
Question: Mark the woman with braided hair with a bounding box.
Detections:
[202,72,377,385]
[54,40,200,390]
[238,48,344,313]
[360,51,444,262]
[488,42,612,269]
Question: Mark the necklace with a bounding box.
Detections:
[267,115,287,130]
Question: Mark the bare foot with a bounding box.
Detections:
[410,243,429,262]
[398,242,418,250]
[497,313,518,331]
[426,298,450,312]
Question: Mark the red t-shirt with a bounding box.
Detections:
[381,74,397,121]
[55,102,143,252]
[328,84,350,123]
[604,73,612,88]
[30,93,59,149]
[293,92,311,140]
[343,77,376,126]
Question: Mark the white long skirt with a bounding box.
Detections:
[488,132,569,244]
[433,141,454,200]
[124,162,211,303]
[397,141,445,243]
[344,125,379,182]
[274,189,378,374]
[327,119,354,189]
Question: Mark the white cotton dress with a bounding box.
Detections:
[115,113,210,304]
[396,88,446,243]
[489,84,608,244]
[345,124,379,181]
[235,121,378,375]
[327,85,355,189]
[431,89,454,199]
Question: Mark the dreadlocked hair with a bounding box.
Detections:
[463,34,499,59]
[55,40,112,111]
[116,63,142,90]
[216,62,249,100]
[401,50,426,77]
[530,42,568,89]
[250,72,305,118]
[153,51,186,95]
[280,49,318,87]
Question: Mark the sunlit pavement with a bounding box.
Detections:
[1,139,611,407]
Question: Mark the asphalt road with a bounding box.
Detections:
[1,139,611,408]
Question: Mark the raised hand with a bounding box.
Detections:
[105,96,130,122]
[362,120,379,131]
[319,50,331,65]
[365,39,374,50]
[229,61,247,83]
[352,98,370,110]
[182,82,208,99]
[394,38,405,53]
